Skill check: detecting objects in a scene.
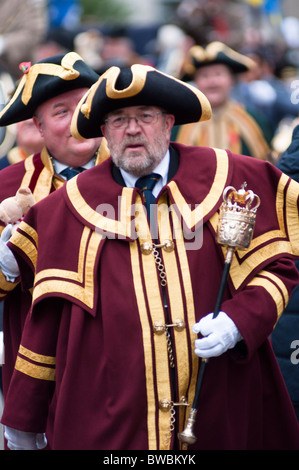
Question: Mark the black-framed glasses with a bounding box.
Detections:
[104,111,165,129]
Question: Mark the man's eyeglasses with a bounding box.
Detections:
[104,111,165,129]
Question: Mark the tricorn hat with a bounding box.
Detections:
[0,52,99,126]
[71,64,212,139]
[181,42,256,81]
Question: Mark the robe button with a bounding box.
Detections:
[159,397,189,410]
[159,399,171,411]
[153,319,185,334]
[172,318,185,331]
[162,240,174,252]
[153,321,166,334]
[140,242,153,255]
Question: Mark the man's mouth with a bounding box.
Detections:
[125,143,144,150]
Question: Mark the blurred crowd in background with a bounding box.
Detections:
[1,0,299,164]
[0,0,299,258]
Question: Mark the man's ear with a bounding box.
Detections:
[100,124,106,138]
[32,115,44,137]
[165,113,175,134]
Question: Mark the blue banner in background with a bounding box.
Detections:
[262,0,282,14]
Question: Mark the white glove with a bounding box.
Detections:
[4,426,47,450]
[193,311,242,358]
[0,224,20,281]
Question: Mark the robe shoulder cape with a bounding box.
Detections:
[3,143,299,450]
[0,148,64,295]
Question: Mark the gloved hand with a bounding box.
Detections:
[4,426,47,450]
[0,224,20,281]
[193,311,242,358]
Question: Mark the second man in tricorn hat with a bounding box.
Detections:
[174,41,272,160]
[0,51,105,411]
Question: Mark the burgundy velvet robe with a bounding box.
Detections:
[0,146,104,397]
[0,149,65,397]
[2,143,299,450]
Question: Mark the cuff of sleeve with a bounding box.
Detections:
[0,268,19,293]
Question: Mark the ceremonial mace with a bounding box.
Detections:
[179,182,260,448]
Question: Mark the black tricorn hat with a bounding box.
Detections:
[181,41,256,81]
[71,64,212,139]
[0,52,99,126]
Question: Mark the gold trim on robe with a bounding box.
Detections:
[0,142,106,296]
[130,193,198,450]
[15,345,56,381]
[31,227,104,311]
[11,225,104,311]
[0,268,18,297]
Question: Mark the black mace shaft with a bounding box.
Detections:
[193,251,233,402]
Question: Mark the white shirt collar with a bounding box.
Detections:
[120,150,170,197]
[53,157,95,178]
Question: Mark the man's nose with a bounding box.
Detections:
[125,117,142,132]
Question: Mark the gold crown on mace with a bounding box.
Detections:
[216,182,260,249]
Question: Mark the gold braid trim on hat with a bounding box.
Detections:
[80,64,153,120]
[0,52,82,118]
[22,52,81,105]
[106,64,150,98]
[184,41,256,75]
[78,64,211,125]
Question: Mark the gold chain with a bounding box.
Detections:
[145,240,180,444]
[166,329,175,368]
[152,245,167,286]
[151,244,176,368]
[164,402,176,445]
[160,397,189,446]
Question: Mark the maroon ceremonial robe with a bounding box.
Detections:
[0,148,65,397]
[2,143,299,450]
[0,146,105,397]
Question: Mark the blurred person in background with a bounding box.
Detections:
[0,0,48,79]
[271,124,299,421]
[0,75,18,161]
[233,44,299,147]
[0,0,48,164]
[0,118,45,169]
[175,0,245,48]
[174,42,272,160]
[154,24,195,78]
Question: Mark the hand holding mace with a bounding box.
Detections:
[179,182,260,449]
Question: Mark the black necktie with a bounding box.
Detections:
[135,173,160,215]
[60,166,85,180]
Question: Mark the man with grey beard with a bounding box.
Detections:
[2,64,299,451]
